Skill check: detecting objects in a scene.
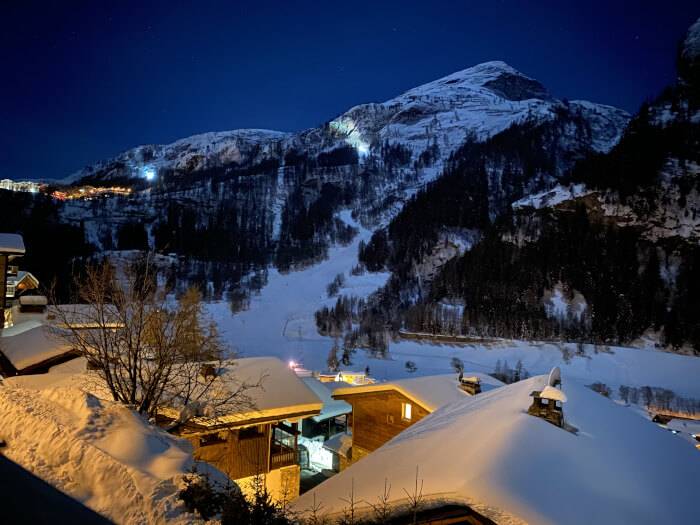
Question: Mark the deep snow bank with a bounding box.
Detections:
[0,385,218,524]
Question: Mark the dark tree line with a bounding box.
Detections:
[359,108,599,279]
[0,190,93,301]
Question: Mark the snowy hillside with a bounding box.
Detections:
[682,16,700,62]
[292,375,700,525]
[65,128,290,184]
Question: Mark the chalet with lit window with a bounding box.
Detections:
[331,372,502,465]
[158,357,323,502]
[292,369,699,524]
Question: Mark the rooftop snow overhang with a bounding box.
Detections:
[333,384,436,412]
[539,385,567,403]
[160,402,323,432]
[0,233,25,258]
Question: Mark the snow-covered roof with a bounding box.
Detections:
[293,375,699,525]
[301,377,352,422]
[332,372,503,412]
[47,304,123,329]
[539,385,567,403]
[323,432,352,458]
[161,357,323,428]
[0,324,74,371]
[7,270,39,287]
[0,233,25,255]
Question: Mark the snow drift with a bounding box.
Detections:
[0,384,221,524]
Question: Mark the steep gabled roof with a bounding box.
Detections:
[332,372,503,412]
[160,357,324,428]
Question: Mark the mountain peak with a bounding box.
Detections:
[454,60,521,77]
[399,60,550,102]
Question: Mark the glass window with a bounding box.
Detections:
[402,402,412,421]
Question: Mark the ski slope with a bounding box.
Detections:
[209,212,700,402]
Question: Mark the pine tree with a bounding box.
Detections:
[327,341,340,372]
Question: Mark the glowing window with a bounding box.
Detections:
[401,402,412,421]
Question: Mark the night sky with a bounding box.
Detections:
[2,1,698,180]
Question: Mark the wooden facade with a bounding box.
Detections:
[0,254,8,325]
[187,422,299,481]
[334,390,430,459]
[190,425,271,480]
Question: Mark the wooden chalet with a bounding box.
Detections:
[158,357,323,502]
[0,233,25,328]
[332,372,502,466]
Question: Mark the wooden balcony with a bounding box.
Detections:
[270,422,299,470]
[270,442,297,470]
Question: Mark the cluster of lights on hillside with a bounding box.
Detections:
[329,117,371,158]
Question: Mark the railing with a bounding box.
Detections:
[270,443,297,470]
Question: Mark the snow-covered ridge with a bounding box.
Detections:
[64,128,290,184]
[512,183,591,210]
[512,160,700,242]
[64,61,629,186]
[334,61,628,167]
[393,60,548,100]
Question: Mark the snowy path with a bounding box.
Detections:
[208,210,700,400]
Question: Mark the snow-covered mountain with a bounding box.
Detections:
[68,60,628,188]
[48,61,630,299]
[512,17,700,244]
[355,18,700,354]
[64,129,290,184]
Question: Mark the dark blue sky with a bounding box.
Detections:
[1,1,698,180]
